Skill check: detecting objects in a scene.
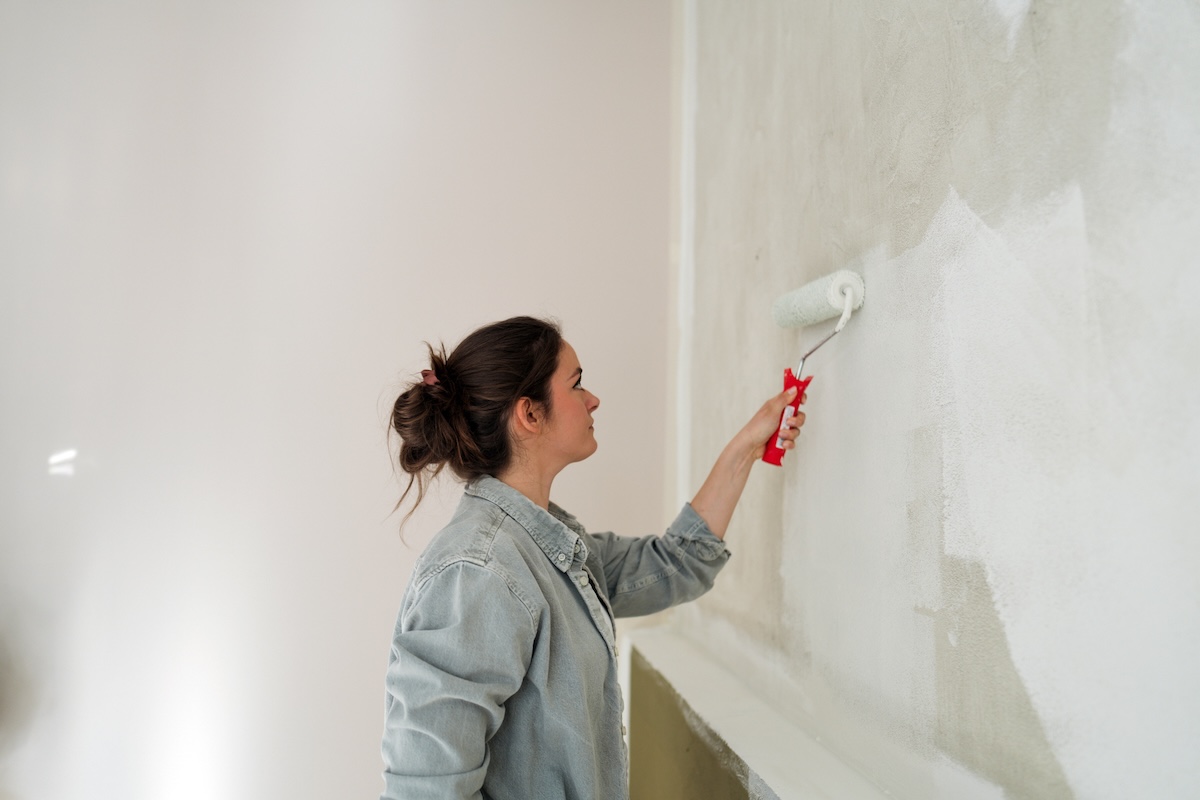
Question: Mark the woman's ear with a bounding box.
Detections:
[510,396,544,437]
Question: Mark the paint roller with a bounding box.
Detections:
[761,269,865,465]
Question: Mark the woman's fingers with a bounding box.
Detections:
[742,384,811,455]
[779,410,806,447]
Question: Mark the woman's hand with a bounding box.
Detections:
[737,385,808,461]
[690,384,809,540]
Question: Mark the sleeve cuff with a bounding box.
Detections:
[673,503,729,561]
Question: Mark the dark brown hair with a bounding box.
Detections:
[391,316,563,520]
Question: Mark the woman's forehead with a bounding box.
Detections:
[558,341,581,372]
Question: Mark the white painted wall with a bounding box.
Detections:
[668,0,1200,797]
[0,2,670,798]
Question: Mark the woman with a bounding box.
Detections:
[380,316,805,800]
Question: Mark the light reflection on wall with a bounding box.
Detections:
[142,613,237,800]
[47,450,77,477]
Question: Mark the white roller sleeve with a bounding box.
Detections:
[771,270,865,328]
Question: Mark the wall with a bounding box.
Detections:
[629,648,753,800]
[0,2,671,798]
[667,0,1200,797]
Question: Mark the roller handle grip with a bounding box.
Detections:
[762,369,813,466]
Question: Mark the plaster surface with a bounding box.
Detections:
[670,0,1200,797]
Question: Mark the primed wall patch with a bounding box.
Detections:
[929,184,1200,798]
[935,557,1073,799]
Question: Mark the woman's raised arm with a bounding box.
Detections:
[689,385,806,540]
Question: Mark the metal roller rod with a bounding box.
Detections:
[795,288,855,377]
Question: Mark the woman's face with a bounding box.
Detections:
[542,341,600,465]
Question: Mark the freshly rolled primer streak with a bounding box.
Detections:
[629,628,889,799]
[772,270,865,328]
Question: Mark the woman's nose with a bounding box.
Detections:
[588,392,600,412]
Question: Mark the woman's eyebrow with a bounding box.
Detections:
[570,367,582,380]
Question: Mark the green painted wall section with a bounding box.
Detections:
[629,650,752,800]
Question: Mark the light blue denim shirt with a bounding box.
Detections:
[380,475,731,800]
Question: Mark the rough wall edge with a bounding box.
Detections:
[628,628,889,800]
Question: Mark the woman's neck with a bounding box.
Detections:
[495,459,559,510]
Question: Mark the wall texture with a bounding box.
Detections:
[670,0,1200,797]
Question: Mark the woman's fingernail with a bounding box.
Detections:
[786,387,798,396]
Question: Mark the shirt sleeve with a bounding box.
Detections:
[380,560,535,800]
[587,502,731,619]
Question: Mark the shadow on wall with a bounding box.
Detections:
[0,622,36,800]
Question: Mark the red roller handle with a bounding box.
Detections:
[762,369,813,466]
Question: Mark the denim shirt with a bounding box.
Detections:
[380,475,731,800]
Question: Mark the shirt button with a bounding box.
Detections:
[556,553,567,564]
[578,573,589,586]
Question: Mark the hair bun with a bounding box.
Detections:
[390,316,564,529]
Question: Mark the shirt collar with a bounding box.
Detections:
[466,476,587,571]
